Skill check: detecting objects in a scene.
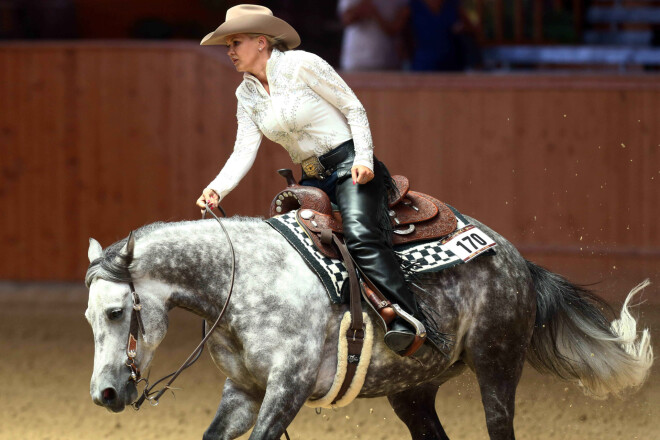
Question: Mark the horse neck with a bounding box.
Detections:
[133,218,246,320]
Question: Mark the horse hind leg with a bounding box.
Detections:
[387,362,465,440]
[466,315,532,440]
[387,363,466,440]
[388,383,450,440]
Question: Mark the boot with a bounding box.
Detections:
[335,160,422,354]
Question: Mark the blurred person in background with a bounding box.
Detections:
[338,0,410,71]
[409,0,481,71]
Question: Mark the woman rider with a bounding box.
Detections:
[196,4,426,355]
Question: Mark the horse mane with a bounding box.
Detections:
[84,216,263,288]
[85,221,170,287]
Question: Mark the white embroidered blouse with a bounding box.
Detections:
[207,49,375,201]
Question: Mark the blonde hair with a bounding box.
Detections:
[246,33,290,52]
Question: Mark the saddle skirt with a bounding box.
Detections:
[269,171,458,260]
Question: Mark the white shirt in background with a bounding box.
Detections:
[339,0,409,71]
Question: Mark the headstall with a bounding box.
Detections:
[124,203,235,410]
[125,285,145,385]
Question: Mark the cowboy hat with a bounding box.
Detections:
[200,4,300,49]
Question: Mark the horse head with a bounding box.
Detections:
[85,233,170,412]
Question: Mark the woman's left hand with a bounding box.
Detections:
[351,165,374,184]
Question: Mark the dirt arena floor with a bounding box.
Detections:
[0,282,658,440]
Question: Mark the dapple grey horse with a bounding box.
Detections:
[85,215,652,440]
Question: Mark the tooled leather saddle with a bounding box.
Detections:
[269,169,458,360]
[269,169,458,260]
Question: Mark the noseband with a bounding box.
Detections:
[125,204,235,410]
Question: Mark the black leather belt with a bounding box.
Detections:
[301,140,354,180]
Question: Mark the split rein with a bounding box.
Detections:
[126,203,235,410]
[122,204,293,440]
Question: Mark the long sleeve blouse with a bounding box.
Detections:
[207,49,375,201]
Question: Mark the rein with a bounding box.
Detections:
[122,204,292,440]
[126,203,235,410]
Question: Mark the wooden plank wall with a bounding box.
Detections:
[346,74,660,300]
[1,42,658,302]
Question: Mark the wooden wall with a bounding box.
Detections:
[1,42,658,302]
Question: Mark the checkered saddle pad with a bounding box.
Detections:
[265,206,496,304]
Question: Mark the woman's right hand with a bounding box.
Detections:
[196,188,220,214]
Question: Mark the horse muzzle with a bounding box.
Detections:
[92,380,137,413]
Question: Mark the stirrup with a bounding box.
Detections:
[387,304,427,357]
[391,304,427,339]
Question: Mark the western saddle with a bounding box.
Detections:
[270,169,458,259]
[269,169,457,360]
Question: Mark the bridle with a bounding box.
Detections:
[124,203,235,410]
[119,203,293,440]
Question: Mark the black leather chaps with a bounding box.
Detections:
[333,150,419,318]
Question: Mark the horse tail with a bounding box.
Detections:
[525,260,653,398]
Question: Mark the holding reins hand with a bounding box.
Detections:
[196,188,220,213]
[351,165,374,185]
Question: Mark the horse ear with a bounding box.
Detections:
[88,238,103,262]
[114,231,136,267]
[125,230,135,257]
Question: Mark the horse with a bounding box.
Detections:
[84,214,653,440]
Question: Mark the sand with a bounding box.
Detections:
[0,283,657,440]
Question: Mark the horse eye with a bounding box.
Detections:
[107,308,123,320]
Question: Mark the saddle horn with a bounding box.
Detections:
[277,169,297,187]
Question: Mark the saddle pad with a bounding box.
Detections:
[265,206,496,303]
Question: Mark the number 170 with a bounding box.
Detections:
[455,233,487,253]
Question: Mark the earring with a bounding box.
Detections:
[259,47,263,52]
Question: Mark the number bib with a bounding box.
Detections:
[442,225,496,262]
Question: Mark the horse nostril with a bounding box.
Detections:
[102,387,117,403]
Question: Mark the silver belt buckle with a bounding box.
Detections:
[302,155,326,180]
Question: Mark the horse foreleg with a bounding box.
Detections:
[247,367,317,440]
[203,378,263,440]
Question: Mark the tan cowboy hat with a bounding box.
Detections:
[200,4,300,49]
